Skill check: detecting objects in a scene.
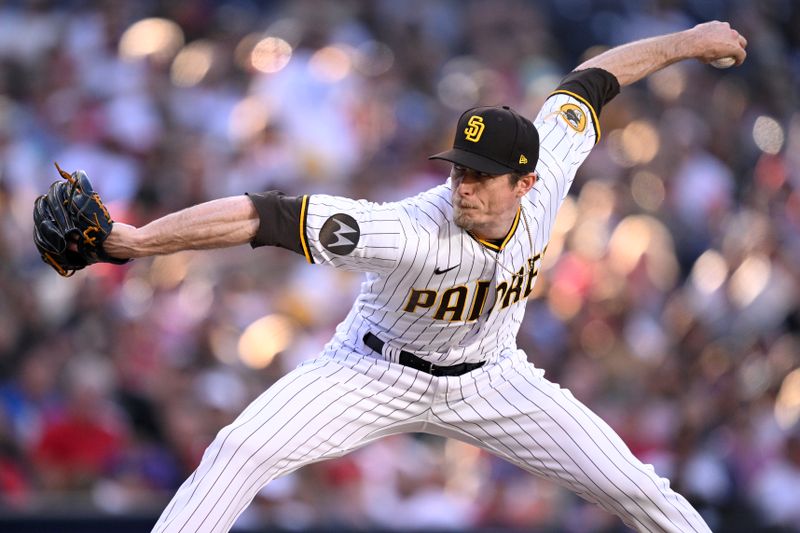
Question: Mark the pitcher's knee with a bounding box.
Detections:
[592,470,704,532]
[620,471,673,507]
[204,424,288,476]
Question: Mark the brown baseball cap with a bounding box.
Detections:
[429,105,539,175]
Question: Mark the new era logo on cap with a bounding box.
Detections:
[429,105,539,175]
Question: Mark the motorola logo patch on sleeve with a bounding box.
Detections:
[320,213,360,255]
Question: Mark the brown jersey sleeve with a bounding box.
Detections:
[246,191,312,262]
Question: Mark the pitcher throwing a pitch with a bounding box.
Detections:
[34,21,747,532]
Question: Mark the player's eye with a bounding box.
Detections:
[452,165,492,180]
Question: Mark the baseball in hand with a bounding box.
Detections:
[710,56,736,69]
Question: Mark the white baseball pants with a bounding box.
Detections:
[152,349,710,533]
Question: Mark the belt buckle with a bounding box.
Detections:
[423,360,435,375]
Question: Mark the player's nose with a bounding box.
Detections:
[455,176,476,196]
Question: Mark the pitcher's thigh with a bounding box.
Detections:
[154,357,427,533]
[432,366,709,533]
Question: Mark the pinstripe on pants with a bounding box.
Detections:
[151,349,710,533]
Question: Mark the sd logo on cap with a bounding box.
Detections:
[430,105,539,175]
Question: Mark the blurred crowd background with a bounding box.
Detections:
[0,0,798,532]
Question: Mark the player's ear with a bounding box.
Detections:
[515,172,536,197]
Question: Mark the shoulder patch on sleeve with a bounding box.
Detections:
[320,213,360,255]
[559,103,586,132]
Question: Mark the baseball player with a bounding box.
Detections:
[43,21,746,533]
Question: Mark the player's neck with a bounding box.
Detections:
[470,205,520,241]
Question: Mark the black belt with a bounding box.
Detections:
[363,332,485,377]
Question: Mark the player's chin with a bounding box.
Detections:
[453,208,479,231]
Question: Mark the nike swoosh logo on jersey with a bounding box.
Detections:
[434,264,460,275]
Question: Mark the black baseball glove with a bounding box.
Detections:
[33,163,129,277]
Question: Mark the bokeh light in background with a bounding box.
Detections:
[690,250,728,295]
[229,97,271,143]
[171,40,215,87]
[119,18,184,63]
[621,120,660,164]
[577,181,615,221]
[250,36,293,74]
[775,369,800,430]
[608,215,678,291]
[647,65,686,101]
[238,314,295,369]
[728,254,770,308]
[608,120,661,167]
[309,45,353,82]
[149,253,191,290]
[753,115,785,154]
[630,170,665,211]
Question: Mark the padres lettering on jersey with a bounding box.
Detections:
[403,251,543,320]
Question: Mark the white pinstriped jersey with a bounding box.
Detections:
[298,92,598,366]
[155,68,713,533]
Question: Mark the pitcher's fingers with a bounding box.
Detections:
[737,33,747,48]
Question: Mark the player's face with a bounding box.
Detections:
[450,164,533,239]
